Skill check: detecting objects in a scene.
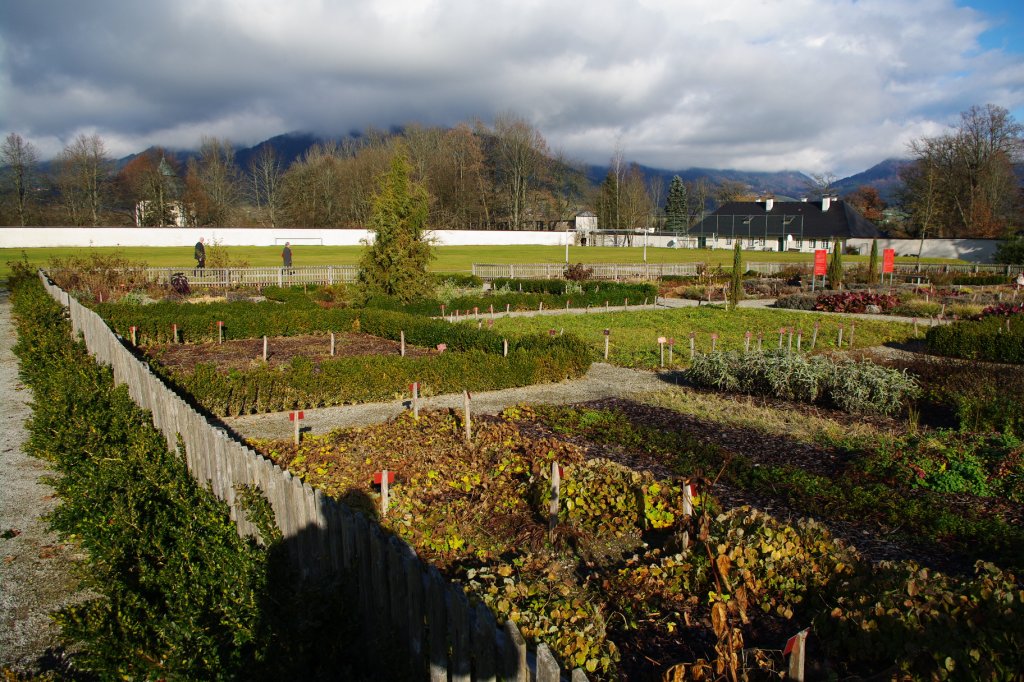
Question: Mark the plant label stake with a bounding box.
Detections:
[757,332,763,352]
[217,320,224,344]
[489,304,494,317]
[778,327,785,349]
[330,332,336,356]
[787,328,794,354]
[549,461,561,537]
[784,629,809,682]
[606,300,610,311]
[506,303,510,314]
[837,327,844,348]
[474,306,479,318]
[374,470,395,518]
[263,335,268,361]
[658,336,666,367]
[130,325,137,345]
[440,304,445,317]
[913,317,919,336]
[566,300,570,310]
[289,410,304,445]
[604,329,610,360]
[400,330,406,357]
[410,382,420,419]
[503,338,508,357]
[477,321,482,329]
[624,297,629,310]
[812,321,819,350]
[744,330,751,353]
[463,391,472,443]
[682,482,696,516]
[797,330,803,352]
[668,338,675,364]
[689,332,696,360]
[172,323,179,344]
[539,301,543,312]
[711,332,718,353]
[849,323,856,348]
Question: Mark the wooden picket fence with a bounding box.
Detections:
[38,271,588,682]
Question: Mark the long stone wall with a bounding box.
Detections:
[37,271,584,682]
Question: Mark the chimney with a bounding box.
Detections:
[765,197,774,212]
[821,195,832,211]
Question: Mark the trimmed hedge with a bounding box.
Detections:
[925,315,1024,364]
[10,271,364,679]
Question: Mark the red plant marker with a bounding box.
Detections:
[373,471,396,485]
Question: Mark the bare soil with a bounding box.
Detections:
[145,332,437,373]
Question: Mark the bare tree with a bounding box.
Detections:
[491,112,549,230]
[183,137,241,226]
[248,143,283,227]
[56,133,112,226]
[804,172,838,198]
[1,132,39,226]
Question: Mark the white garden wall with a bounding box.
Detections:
[846,238,1001,263]
[0,227,569,248]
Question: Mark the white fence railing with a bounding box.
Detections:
[473,262,705,280]
[745,261,1024,277]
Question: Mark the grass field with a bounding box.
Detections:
[473,306,914,369]
[0,243,957,285]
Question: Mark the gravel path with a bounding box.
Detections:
[0,290,85,675]
[224,362,673,440]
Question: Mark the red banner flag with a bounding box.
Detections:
[882,248,895,274]
[814,249,828,276]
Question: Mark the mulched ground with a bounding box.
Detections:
[145,332,437,373]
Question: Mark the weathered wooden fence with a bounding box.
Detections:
[473,262,704,280]
[38,271,586,682]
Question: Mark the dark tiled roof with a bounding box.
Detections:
[689,200,882,239]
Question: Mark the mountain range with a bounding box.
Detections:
[121,132,911,205]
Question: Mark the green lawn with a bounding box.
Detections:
[1,243,958,285]
[474,306,915,369]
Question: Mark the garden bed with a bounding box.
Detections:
[145,332,436,373]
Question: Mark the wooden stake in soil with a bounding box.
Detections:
[913,317,919,336]
[849,323,856,348]
[787,328,794,354]
[463,391,472,443]
[289,410,304,445]
[410,382,420,419]
[797,330,803,353]
[604,329,610,360]
[785,629,809,682]
[503,338,508,357]
[837,327,844,348]
[757,332,763,352]
[330,332,335,357]
[658,336,666,367]
[606,300,610,312]
[400,330,405,357]
[711,332,718,353]
[549,461,561,538]
[130,325,137,345]
[668,338,675,364]
[689,332,696,360]
[172,323,179,344]
[811,321,819,350]
[744,331,751,353]
[778,327,785,349]
[380,468,390,518]
[263,335,268,361]
[217,320,224,344]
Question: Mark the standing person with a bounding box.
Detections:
[282,241,293,270]
[194,237,206,270]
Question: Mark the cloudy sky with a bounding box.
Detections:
[2,0,1022,176]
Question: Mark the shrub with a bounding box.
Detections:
[684,350,919,415]
[814,291,898,314]
[994,238,1024,265]
[563,263,594,281]
[773,293,821,311]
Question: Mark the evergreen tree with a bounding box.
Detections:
[357,149,433,302]
[665,175,688,232]
[868,238,879,283]
[729,241,744,310]
[827,238,844,290]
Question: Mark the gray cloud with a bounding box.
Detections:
[1,0,1022,176]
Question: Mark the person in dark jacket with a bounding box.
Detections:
[282,242,293,268]
[194,237,206,269]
